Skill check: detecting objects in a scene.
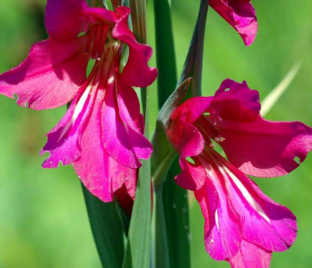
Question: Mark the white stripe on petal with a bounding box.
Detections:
[224,166,271,224]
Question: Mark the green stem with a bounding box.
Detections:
[154,186,171,268]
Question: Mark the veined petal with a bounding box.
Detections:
[209,0,257,46]
[46,0,89,42]
[220,159,297,252]
[195,156,241,260]
[117,81,153,160]
[113,6,158,87]
[0,37,89,110]
[228,240,272,268]
[41,79,96,168]
[194,172,242,260]
[101,78,142,168]
[73,89,137,202]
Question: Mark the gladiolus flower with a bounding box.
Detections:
[166,79,312,267]
[209,0,257,46]
[0,0,157,203]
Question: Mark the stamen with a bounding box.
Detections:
[215,135,225,143]
[196,116,222,143]
[85,26,96,54]
[96,25,109,60]
[92,25,103,60]
[86,24,111,60]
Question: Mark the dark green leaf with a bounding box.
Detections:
[162,158,190,268]
[82,184,127,268]
[153,0,177,106]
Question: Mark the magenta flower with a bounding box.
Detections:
[166,79,312,267]
[209,0,257,46]
[0,0,157,203]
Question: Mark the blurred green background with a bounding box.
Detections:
[0,0,312,267]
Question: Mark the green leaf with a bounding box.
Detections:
[162,158,191,268]
[122,2,151,266]
[122,159,151,268]
[154,0,177,106]
[82,184,127,268]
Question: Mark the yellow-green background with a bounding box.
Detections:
[0,0,312,267]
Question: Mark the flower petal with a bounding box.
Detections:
[209,79,312,177]
[0,37,89,110]
[194,177,242,260]
[113,7,158,87]
[73,89,137,202]
[216,116,312,177]
[41,80,95,168]
[167,97,213,157]
[228,240,272,268]
[175,157,207,191]
[209,0,257,46]
[221,159,297,251]
[45,0,89,42]
[83,7,120,24]
[209,79,260,122]
[117,80,153,161]
[101,79,142,168]
[195,157,242,260]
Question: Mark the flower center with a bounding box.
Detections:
[196,115,225,148]
[85,24,121,61]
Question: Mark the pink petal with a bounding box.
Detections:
[45,0,89,42]
[41,80,96,168]
[114,185,135,216]
[209,79,312,177]
[194,158,241,260]
[167,115,205,157]
[117,80,153,161]
[194,177,242,260]
[222,159,297,251]
[73,89,137,202]
[167,97,213,157]
[209,79,260,122]
[101,78,142,168]
[83,7,120,24]
[209,0,258,46]
[113,7,158,87]
[172,96,214,124]
[216,116,312,177]
[228,240,272,268]
[175,157,207,191]
[0,37,89,110]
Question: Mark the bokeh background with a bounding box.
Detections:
[0,0,312,267]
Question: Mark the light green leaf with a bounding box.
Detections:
[122,159,151,268]
[261,62,301,116]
